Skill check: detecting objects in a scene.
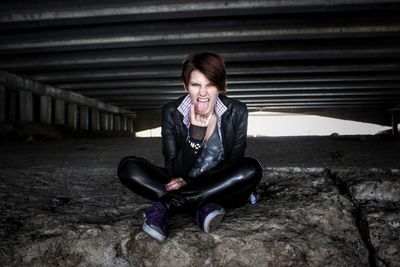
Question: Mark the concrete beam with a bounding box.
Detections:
[40,95,52,124]
[113,91,400,101]
[54,99,65,125]
[34,66,179,83]
[91,109,100,131]
[82,82,400,99]
[3,15,399,53]
[0,71,135,117]
[114,99,399,111]
[1,0,398,28]
[57,73,400,91]
[19,91,33,122]
[2,39,400,71]
[0,85,5,121]
[80,106,89,130]
[34,61,400,83]
[67,103,77,129]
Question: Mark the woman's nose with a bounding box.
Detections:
[199,85,207,95]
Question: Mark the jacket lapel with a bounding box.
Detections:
[175,110,187,146]
[221,109,233,157]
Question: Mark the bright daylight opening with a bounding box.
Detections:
[135,112,391,137]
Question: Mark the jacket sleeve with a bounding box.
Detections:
[226,102,248,163]
[161,104,201,181]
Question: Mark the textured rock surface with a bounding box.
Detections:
[1,136,399,266]
[334,170,400,266]
[1,169,368,266]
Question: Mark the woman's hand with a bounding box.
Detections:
[190,105,213,127]
[165,177,187,191]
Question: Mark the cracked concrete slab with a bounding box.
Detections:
[0,136,399,266]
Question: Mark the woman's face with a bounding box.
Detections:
[186,69,219,116]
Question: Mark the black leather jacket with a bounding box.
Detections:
[161,94,248,181]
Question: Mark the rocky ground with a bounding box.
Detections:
[0,136,399,266]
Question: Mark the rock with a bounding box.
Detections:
[334,169,400,266]
[126,171,369,266]
[367,211,400,266]
[7,215,134,266]
[2,138,400,266]
[1,171,370,266]
[344,171,400,209]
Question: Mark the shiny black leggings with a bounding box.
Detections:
[117,156,262,212]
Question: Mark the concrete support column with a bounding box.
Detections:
[122,117,127,131]
[80,106,89,130]
[0,85,5,121]
[100,112,108,131]
[68,103,77,129]
[91,109,100,130]
[108,113,114,131]
[392,112,399,136]
[8,91,17,121]
[127,118,134,133]
[55,99,65,125]
[19,91,33,122]
[114,116,121,131]
[40,95,52,124]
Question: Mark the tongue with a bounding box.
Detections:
[197,101,209,114]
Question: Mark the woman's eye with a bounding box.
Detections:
[190,83,200,87]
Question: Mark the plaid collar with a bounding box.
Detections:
[177,94,227,128]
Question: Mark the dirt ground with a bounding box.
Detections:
[1,134,399,170]
[0,135,399,266]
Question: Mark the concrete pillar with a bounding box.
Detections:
[68,103,77,129]
[80,106,89,130]
[19,91,33,122]
[122,116,127,131]
[0,85,5,121]
[8,91,17,121]
[91,109,100,130]
[127,118,134,133]
[108,113,114,131]
[40,95,52,124]
[392,112,399,136]
[100,112,108,131]
[55,99,65,125]
[114,116,121,131]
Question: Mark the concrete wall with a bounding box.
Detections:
[0,71,135,134]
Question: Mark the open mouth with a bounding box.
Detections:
[197,98,209,114]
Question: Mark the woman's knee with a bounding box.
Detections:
[117,156,146,185]
[239,157,263,183]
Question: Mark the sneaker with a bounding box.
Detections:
[196,203,225,234]
[142,202,168,241]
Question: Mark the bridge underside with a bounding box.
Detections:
[1,0,400,131]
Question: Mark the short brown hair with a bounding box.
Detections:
[181,52,227,92]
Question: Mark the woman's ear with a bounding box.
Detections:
[183,82,188,91]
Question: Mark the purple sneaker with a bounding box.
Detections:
[142,202,168,241]
[196,203,225,234]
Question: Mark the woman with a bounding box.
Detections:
[118,52,262,242]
